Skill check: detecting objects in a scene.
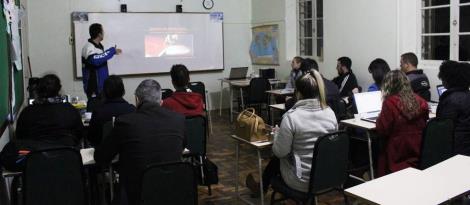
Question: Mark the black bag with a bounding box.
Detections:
[197,157,218,185]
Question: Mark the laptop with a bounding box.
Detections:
[226,67,248,80]
[354,91,383,123]
[437,85,447,97]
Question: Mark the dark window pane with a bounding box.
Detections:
[299,38,313,56]
[422,8,450,33]
[461,0,470,3]
[460,5,470,32]
[422,35,450,60]
[299,1,312,19]
[317,38,323,57]
[316,0,323,17]
[316,20,323,38]
[422,0,450,7]
[460,35,470,61]
[298,20,312,38]
[304,20,313,38]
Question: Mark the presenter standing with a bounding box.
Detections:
[81,23,122,101]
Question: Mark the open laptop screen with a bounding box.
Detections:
[437,85,447,97]
[354,91,383,114]
[227,67,248,80]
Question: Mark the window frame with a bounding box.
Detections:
[297,0,323,61]
[417,0,470,68]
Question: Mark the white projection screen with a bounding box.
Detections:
[73,12,224,77]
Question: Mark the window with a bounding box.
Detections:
[298,0,323,59]
[421,0,470,61]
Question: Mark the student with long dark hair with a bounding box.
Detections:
[367,58,391,91]
[246,69,338,195]
[376,70,429,176]
[436,61,470,156]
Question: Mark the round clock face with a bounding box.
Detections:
[203,0,214,10]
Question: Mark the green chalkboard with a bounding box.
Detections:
[0,3,10,130]
[1,1,24,131]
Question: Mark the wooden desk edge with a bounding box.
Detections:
[231,135,273,148]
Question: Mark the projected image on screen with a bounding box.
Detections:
[145,34,194,58]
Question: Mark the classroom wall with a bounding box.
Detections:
[251,0,291,82]
[26,0,252,109]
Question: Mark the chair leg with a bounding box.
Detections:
[207,185,212,196]
[342,189,349,205]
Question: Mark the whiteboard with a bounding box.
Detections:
[73,12,224,77]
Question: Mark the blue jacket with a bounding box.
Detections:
[81,39,116,97]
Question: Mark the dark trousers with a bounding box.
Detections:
[262,156,281,192]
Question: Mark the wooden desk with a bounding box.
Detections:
[346,155,470,205]
[231,135,273,205]
[218,79,283,122]
[268,103,286,125]
[265,89,294,96]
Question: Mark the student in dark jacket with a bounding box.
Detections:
[94,79,185,205]
[436,61,470,156]
[332,56,359,98]
[162,64,204,116]
[88,75,135,146]
[1,74,84,171]
[376,70,429,177]
[400,52,431,101]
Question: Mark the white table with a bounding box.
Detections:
[231,135,273,205]
[219,79,283,122]
[268,103,286,125]
[341,113,437,181]
[346,155,470,205]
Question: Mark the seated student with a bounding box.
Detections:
[88,75,135,146]
[400,52,431,101]
[162,64,204,116]
[0,74,84,170]
[367,58,391,92]
[285,59,340,115]
[285,56,304,89]
[436,61,470,156]
[332,56,359,98]
[246,70,338,195]
[376,70,429,176]
[94,79,185,205]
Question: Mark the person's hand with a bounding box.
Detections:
[116,48,123,55]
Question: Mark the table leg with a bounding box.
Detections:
[240,87,245,110]
[257,150,265,205]
[366,131,375,180]
[235,142,240,198]
[219,80,223,116]
[109,165,114,200]
[230,85,234,122]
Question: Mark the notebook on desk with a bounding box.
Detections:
[225,67,248,80]
[354,91,383,123]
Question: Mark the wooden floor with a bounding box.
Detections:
[197,110,346,205]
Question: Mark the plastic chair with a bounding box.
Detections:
[270,132,350,205]
[141,162,197,205]
[419,118,454,169]
[23,147,86,205]
[189,81,213,134]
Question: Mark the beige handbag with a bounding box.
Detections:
[235,108,268,142]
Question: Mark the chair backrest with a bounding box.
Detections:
[185,115,207,155]
[248,78,271,103]
[141,162,197,205]
[189,81,206,102]
[419,118,454,169]
[309,132,349,193]
[23,147,86,205]
[161,88,174,100]
[101,120,114,143]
